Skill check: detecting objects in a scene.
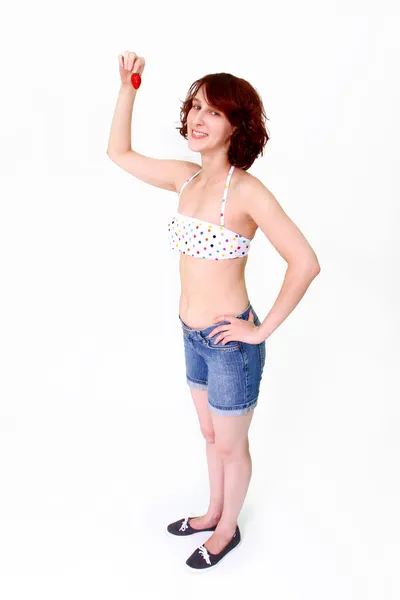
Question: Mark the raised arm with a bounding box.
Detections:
[106,51,198,193]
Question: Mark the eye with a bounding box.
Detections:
[192,104,220,116]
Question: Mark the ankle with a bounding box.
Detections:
[214,518,237,536]
[206,510,222,521]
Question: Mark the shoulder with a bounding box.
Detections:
[235,170,276,215]
[175,161,202,194]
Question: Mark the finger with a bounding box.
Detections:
[212,316,224,323]
[138,56,145,74]
[124,51,135,71]
[209,327,221,338]
[133,56,144,74]
[126,52,133,72]
[123,51,130,70]
[210,325,230,338]
[128,51,138,72]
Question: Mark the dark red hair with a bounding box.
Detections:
[177,72,270,170]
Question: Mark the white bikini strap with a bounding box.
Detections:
[178,169,202,199]
[220,165,235,226]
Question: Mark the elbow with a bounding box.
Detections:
[107,146,119,157]
[306,259,321,279]
[107,149,119,162]
[305,251,321,278]
[311,260,321,277]
[290,258,321,278]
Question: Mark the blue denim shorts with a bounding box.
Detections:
[178,302,266,416]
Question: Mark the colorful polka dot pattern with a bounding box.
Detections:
[167,165,251,260]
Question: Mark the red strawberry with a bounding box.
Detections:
[131,73,142,89]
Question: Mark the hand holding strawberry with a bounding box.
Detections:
[118,51,145,89]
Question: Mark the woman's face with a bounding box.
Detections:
[187,86,235,152]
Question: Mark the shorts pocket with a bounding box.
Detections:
[204,333,241,351]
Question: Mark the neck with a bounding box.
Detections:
[198,155,233,185]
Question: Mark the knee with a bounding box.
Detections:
[200,426,216,443]
[217,439,250,462]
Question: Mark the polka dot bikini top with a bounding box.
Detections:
[167,165,251,260]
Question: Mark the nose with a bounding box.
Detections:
[193,109,206,125]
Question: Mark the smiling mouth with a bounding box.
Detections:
[192,130,209,139]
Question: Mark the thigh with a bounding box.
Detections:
[210,409,254,455]
[183,331,208,389]
[202,309,266,416]
[206,345,248,413]
[182,334,214,438]
[189,388,215,440]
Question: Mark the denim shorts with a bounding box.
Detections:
[178,302,266,416]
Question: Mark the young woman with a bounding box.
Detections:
[107,51,321,571]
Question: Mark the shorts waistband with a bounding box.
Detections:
[179,301,252,334]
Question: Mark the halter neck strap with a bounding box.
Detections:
[220,165,235,227]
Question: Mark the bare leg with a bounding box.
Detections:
[188,388,224,528]
[202,409,254,553]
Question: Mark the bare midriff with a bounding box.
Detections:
[178,252,250,329]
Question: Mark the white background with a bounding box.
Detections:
[0,1,398,598]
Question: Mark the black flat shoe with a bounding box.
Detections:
[166,516,218,537]
[185,525,241,571]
